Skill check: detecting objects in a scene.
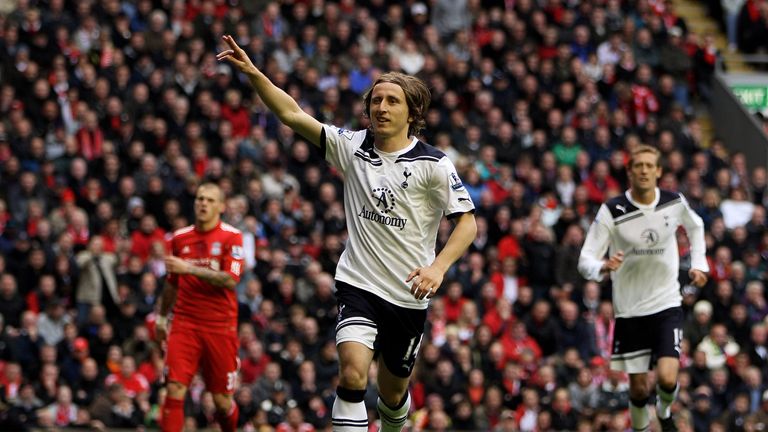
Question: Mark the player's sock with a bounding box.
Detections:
[656,383,679,419]
[629,397,650,432]
[332,386,368,431]
[215,401,239,432]
[160,396,185,432]
[377,392,410,432]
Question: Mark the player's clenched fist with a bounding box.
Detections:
[165,256,191,274]
[689,269,708,287]
[601,251,624,274]
[155,315,168,343]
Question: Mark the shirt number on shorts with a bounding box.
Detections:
[226,371,237,391]
[402,336,421,361]
[673,328,683,354]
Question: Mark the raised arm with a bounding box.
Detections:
[217,35,323,147]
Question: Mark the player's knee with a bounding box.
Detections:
[657,373,677,390]
[166,381,188,399]
[338,364,368,389]
[629,386,650,401]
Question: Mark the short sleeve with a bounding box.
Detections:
[322,124,365,175]
[430,158,475,218]
[220,233,245,283]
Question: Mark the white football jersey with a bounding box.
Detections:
[578,188,709,318]
[322,125,475,309]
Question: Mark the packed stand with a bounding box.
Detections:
[0,0,763,431]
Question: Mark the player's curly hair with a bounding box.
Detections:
[362,72,431,137]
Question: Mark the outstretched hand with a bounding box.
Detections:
[216,35,258,75]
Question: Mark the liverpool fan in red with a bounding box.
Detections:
[156,182,244,432]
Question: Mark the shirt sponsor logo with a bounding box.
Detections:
[372,187,396,214]
[358,205,408,230]
[628,247,665,255]
[641,229,659,247]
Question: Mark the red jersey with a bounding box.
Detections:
[168,222,244,334]
[105,372,150,398]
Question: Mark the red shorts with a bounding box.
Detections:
[165,326,239,394]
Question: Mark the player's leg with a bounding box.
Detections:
[654,308,684,431]
[656,357,681,430]
[628,372,652,432]
[611,315,653,432]
[376,359,412,432]
[334,341,375,431]
[333,283,379,432]
[162,327,201,432]
[375,304,427,432]
[200,331,240,432]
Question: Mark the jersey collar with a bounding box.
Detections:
[374,137,418,156]
[625,187,660,209]
[194,220,221,234]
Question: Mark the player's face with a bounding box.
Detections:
[628,152,661,192]
[194,186,224,224]
[368,82,412,138]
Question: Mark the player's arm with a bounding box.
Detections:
[165,255,238,290]
[578,204,621,281]
[217,35,323,147]
[432,212,477,272]
[408,212,477,300]
[679,194,710,286]
[156,280,178,343]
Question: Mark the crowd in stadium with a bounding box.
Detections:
[0,0,766,431]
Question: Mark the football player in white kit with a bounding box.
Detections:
[218,35,477,432]
[579,144,708,432]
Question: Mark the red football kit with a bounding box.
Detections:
[165,221,244,394]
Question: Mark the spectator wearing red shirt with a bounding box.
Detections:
[442,281,468,324]
[240,339,271,385]
[483,298,516,337]
[497,230,522,263]
[0,362,23,403]
[583,160,620,205]
[74,110,103,161]
[629,64,660,127]
[129,215,166,263]
[104,356,149,399]
[500,321,543,365]
[220,89,251,138]
[490,256,527,304]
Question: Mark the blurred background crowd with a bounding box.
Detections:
[0,0,767,431]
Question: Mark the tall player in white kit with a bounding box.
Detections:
[217,35,476,432]
[578,145,708,432]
